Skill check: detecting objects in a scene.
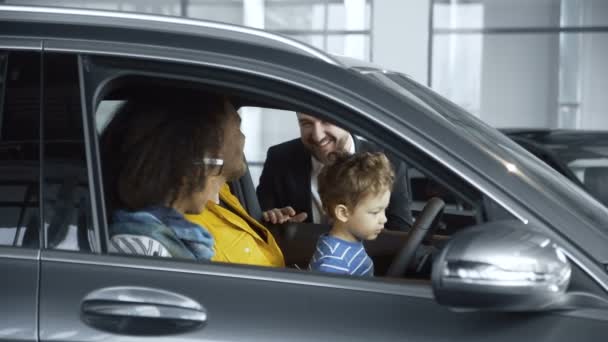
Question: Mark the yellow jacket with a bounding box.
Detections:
[186,184,284,267]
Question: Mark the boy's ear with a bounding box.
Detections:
[334,204,350,223]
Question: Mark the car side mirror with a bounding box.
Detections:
[432,221,571,311]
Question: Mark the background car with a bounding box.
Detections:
[0,5,607,342]
[412,129,608,231]
[505,129,608,206]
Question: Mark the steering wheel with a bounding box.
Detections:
[386,197,445,277]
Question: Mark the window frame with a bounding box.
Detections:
[0,40,42,342]
[40,52,97,253]
[46,36,605,295]
[70,51,529,283]
[0,42,43,250]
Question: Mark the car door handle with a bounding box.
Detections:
[81,286,207,336]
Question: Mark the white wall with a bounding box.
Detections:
[578,0,608,129]
[372,0,430,85]
[479,34,560,128]
[478,0,560,128]
[482,0,560,28]
[468,0,608,130]
[579,34,608,129]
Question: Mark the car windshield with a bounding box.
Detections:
[354,69,608,234]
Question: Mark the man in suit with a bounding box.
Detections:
[256,112,413,231]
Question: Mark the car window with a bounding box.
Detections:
[79,54,518,283]
[507,132,608,208]
[42,53,94,252]
[0,50,41,248]
[241,106,488,236]
[238,106,299,189]
[241,107,514,274]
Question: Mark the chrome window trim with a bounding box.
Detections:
[0,5,338,65]
[0,249,40,261]
[42,253,434,299]
[0,38,42,50]
[43,45,608,293]
[559,248,608,293]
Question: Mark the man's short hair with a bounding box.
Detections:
[318,152,395,218]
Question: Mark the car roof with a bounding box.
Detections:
[0,4,340,65]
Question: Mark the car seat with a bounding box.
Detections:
[229,162,262,222]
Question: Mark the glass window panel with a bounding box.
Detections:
[265,2,326,30]
[432,33,560,128]
[576,33,608,129]
[239,107,299,188]
[432,31,608,130]
[0,207,38,247]
[580,0,608,27]
[326,34,370,61]
[11,0,183,15]
[43,54,94,252]
[248,164,264,190]
[187,0,244,25]
[12,0,245,24]
[433,0,561,30]
[0,186,26,202]
[433,1,485,30]
[431,33,483,116]
[0,50,41,248]
[327,0,371,30]
[286,34,325,50]
[434,0,608,30]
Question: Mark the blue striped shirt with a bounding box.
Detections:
[309,234,374,277]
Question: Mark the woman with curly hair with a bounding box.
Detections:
[101,93,230,260]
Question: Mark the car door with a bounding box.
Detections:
[37,49,608,342]
[0,43,42,342]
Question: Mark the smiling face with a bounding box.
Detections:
[336,188,390,241]
[297,113,352,164]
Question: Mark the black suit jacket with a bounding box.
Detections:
[256,137,413,231]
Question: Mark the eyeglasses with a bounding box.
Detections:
[193,157,224,176]
[193,158,223,166]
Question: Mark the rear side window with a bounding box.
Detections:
[0,50,41,248]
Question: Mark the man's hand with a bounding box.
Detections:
[262,206,308,224]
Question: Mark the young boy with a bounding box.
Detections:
[309,152,394,277]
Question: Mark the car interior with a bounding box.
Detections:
[1,52,517,281]
[86,68,517,279]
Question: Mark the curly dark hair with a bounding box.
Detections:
[101,94,229,212]
[318,151,395,219]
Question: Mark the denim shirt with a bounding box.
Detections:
[112,206,215,260]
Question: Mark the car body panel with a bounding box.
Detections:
[0,248,38,341]
[39,250,608,341]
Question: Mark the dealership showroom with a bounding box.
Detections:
[2,1,608,341]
